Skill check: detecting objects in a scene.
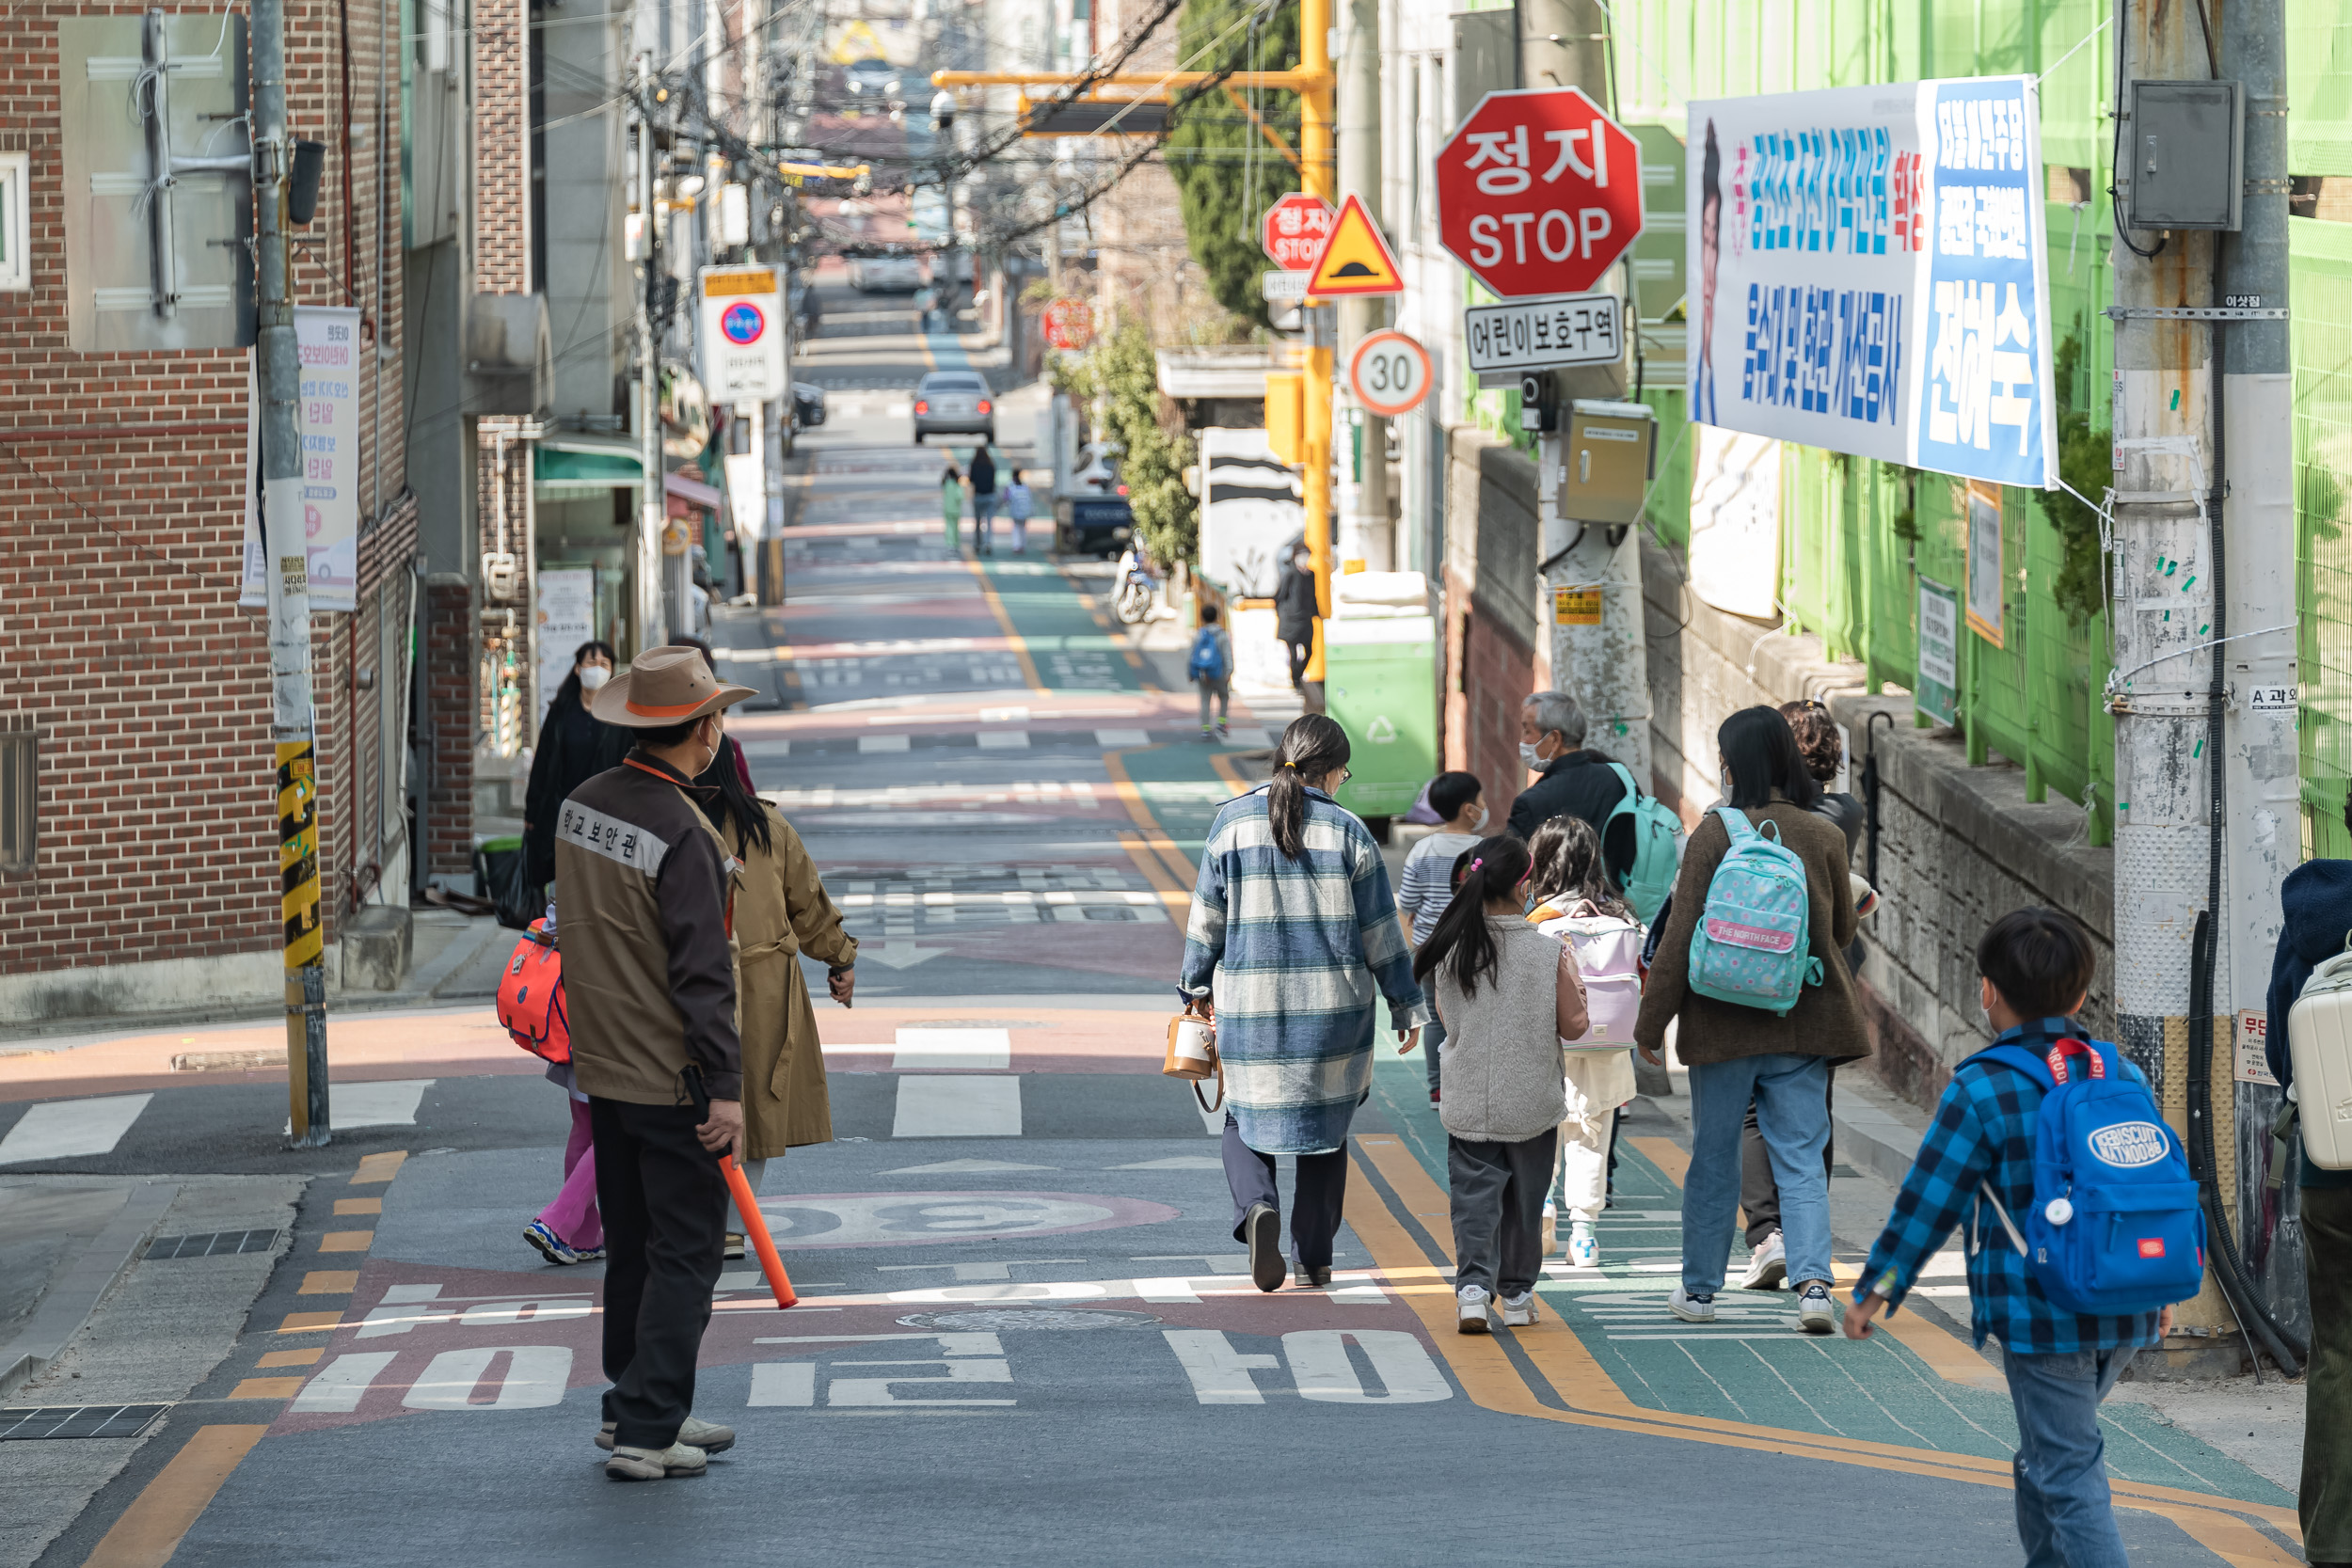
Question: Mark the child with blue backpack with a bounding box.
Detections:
[1846,908,2195,1568]
[1187,603,1232,740]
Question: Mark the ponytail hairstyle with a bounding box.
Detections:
[1265,713,1352,860]
[693,739,773,856]
[1528,813,1627,919]
[1412,833,1534,999]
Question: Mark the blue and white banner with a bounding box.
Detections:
[1685,75,2056,489]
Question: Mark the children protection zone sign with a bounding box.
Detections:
[1685,75,2058,490]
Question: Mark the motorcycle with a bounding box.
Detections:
[1113,546,1157,625]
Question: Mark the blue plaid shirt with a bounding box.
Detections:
[1856,1018,2164,1355]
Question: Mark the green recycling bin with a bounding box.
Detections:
[1324,613,1437,822]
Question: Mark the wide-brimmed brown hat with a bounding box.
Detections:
[589,644,757,728]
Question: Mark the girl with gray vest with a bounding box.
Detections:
[1413,834,1589,1334]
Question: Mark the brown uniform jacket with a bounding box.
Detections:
[1633,797,1867,1067]
[555,754,744,1104]
[724,805,857,1159]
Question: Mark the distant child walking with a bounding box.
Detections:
[1414,833,1587,1334]
[1526,814,1642,1268]
[1846,909,2183,1568]
[939,459,963,551]
[1187,605,1232,739]
[1395,771,1487,1103]
[1004,471,1035,553]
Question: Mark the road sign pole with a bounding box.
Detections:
[1299,0,1333,705]
[1336,0,1388,574]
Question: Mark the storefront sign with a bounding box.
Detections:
[2235,1010,2279,1086]
[1917,577,1961,727]
[1686,76,2057,490]
[699,265,786,403]
[536,568,595,724]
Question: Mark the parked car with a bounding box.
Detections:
[912,371,994,444]
[791,382,826,431]
[849,254,923,293]
[1064,497,1134,559]
[843,56,901,101]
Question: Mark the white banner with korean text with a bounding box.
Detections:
[1685,76,2057,490]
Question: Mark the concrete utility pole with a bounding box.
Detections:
[254,0,329,1146]
[635,55,667,655]
[1333,0,1389,573]
[1520,0,1650,778]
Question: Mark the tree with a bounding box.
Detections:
[1060,320,1199,566]
[1165,0,1299,327]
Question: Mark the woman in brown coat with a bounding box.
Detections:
[1634,706,1862,1335]
[692,745,857,1196]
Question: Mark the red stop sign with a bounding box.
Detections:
[1436,87,1643,297]
[1261,193,1336,272]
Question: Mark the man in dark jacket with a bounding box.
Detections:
[1504,690,1634,881]
[559,645,756,1482]
[1274,541,1318,689]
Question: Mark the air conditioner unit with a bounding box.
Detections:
[466,293,551,415]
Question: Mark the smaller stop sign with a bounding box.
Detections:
[1436,87,1642,298]
[1261,193,1336,272]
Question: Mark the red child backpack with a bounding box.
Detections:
[495,920,570,1064]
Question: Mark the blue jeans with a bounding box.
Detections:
[2003,1346,2137,1568]
[1422,1014,1446,1093]
[1682,1053,1831,1294]
[973,492,997,549]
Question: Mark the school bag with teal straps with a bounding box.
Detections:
[1686,806,1822,1015]
[1602,762,1685,926]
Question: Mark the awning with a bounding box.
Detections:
[664,470,724,510]
[534,437,643,491]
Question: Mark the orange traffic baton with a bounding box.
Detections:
[722,1154,797,1308]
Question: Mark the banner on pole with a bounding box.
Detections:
[246,312,362,610]
[1686,75,2057,490]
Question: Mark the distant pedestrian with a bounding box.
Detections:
[1634,705,1861,1334]
[1180,714,1429,1292]
[1526,815,1640,1270]
[1503,691,1633,888]
[561,644,758,1481]
[1186,603,1232,740]
[1003,470,1035,554]
[939,458,963,551]
[1414,833,1586,1333]
[1274,542,1317,689]
[1847,909,2177,1568]
[969,445,998,554]
[1396,770,1487,1103]
[522,640,629,896]
[691,736,858,1197]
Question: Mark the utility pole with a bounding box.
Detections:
[635,55,667,654]
[1333,0,1388,573]
[1298,0,1334,709]
[254,0,328,1146]
[1520,0,1649,775]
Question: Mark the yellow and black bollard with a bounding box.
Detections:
[278,736,330,1146]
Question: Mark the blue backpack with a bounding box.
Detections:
[1968,1037,2206,1317]
[1186,626,1229,682]
[1601,762,1685,927]
[1685,807,1821,1014]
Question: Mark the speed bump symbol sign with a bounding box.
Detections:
[1304,194,1405,298]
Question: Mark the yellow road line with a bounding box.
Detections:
[1115,832,1191,909]
[1208,751,1257,798]
[332,1197,381,1215]
[1350,1133,2303,1549]
[965,556,1048,694]
[276,1311,342,1334]
[1053,562,1151,677]
[297,1271,358,1294]
[1101,748,1199,891]
[257,1349,321,1368]
[349,1151,406,1184]
[81,1424,266,1568]
[318,1230,374,1253]
[227,1376,307,1402]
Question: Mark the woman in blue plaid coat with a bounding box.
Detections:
[1180,714,1430,1292]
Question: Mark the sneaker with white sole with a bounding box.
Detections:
[597,1417,735,1454]
[1669,1285,1718,1323]
[1566,1224,1598,1269]
[523,1219,587,1266]
[1739,1230,1788,1291]
[1500,1291,1538,1327]
[605,1441,707,1481]
[1456,1285,1493,1334]
[1794,1280,1836,1335]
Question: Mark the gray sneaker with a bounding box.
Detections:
[1500,1291,1538,1327]
[597,1417,735,1454]
[1456,1285,1493,1334]
[605,1441,707,1481]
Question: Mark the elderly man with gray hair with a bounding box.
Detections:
[1504,690,1636,885]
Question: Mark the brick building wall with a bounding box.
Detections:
[472,0,530,295]
[422,578,475,882]
[0,0,409,1019]
[1440,426,1544,815]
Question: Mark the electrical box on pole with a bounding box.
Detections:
[2124,80,2244,232]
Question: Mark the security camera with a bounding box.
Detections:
[930,89,957,132]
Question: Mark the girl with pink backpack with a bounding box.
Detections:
[1526,816,1643,1269]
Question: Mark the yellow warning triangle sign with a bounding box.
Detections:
[1304,194,1404,298]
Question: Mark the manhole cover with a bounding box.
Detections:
[896,1308,1161,1333]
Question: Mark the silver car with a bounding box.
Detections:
[912,372,994,444]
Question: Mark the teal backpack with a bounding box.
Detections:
[1602,762,1686,927]
[1686,806,1822,1015]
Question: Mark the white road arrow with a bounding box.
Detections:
[862,941,946,970]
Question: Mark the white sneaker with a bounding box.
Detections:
[1500,1291,1538,1327]
[596,1416,735,1454]
[1456,1285,1492,1335]
[1669,1285,1718,1323]
[1566,1224,1599,1269]
[605,1441,707,1481]
[1795,1280,1836,1335]
[1740,1231,1788,1291]
[1540,1198,1557,1255]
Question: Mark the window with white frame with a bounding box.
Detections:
[0,152,27,292]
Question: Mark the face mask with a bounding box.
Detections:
[1468,803,1487,832]
[579,666,611,691]
[1519,740,1547,769]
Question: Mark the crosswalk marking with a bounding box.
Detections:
[857,734,911,753]
[976,730,1030,749]
[0,1093,153,1164]
[892,1028,1012,1070]
[1094,728,1151,748]
[892,1075,1022,1137]
[285,1080,433,1136]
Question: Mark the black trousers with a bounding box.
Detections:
[1283,640,1311,689]
[1222,1111,1348,1268]
[1449,1129,1559,1298]
[591,1097,730,1449]
[2303,1185,2352,1562]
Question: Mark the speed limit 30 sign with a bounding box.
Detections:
[1348,330,1433,418]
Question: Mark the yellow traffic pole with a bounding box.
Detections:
[1298,0,1333,693]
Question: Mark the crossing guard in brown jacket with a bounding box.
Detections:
[556,644,757,1481]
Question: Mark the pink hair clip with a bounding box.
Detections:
[1469,857,1484,871]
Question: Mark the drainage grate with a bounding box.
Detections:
[145,1230,283,1259]
[0,1405,169,1441]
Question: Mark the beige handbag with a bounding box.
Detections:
[1164,1002,1224,1112]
